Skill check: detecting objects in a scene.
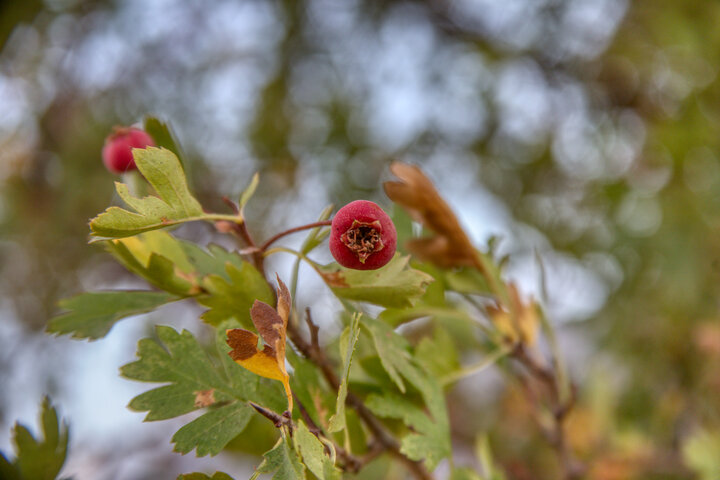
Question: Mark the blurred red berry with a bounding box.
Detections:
[102,127,155,174]
[330,200,397,270]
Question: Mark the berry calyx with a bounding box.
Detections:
[330,200,397,270]
[102,127,155,174]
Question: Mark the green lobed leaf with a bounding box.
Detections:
[121,326,256,455]
[415,327,460,378]
[295,422,341,480]
[1,397,69,480]
[362,317,451,470]
[365,392,447,471]
[48,291,178,340]
[198,261,274,328]
[90,147,205,238]
[177,472,235,480]
[363,317,411,393]
[315,255,434,308]
[172,402,253,457]
[328,314,361,433]
[255,437,305,480]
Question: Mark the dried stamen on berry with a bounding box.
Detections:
[340,220,385,263]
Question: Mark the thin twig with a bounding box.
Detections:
[259,221,332,252]
[510,344,584,479]
[293,394,363,472]
[286,310,433,480]
[216,196,265,273]
[305,307,320,352]
[249,402,292,429]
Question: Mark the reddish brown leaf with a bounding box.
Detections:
[384,162,479,268]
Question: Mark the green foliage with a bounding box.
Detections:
[102,230,272,327]
[366,392,448,470]
[327,314,361,433]
[143,116,184,161]
[0,397,68,480]
[362,318,451,470]
[254,438,305,480]
[316,255,434,308]
[172,402,253,457]
[90,147,205,238]
[48,291,178,340]
[121,325,256,456]
[295,422,341,480]
[47,121,573,477]
[177,473,235,480]
[198,261,274,328]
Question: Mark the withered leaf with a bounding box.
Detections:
[226,275,293,411]
[193,389,216,408]
[487,283,539,346]
[384,162,479,268]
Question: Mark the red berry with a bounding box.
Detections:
[329,200,397,270]
[102,127,155,174]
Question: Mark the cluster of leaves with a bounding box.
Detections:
[46,120,553,479]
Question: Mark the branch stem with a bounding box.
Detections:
[287,311,433,480]
[260,221,332,252]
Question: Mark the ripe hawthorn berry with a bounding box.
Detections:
[102,127,155,174]
[330,200,397,270]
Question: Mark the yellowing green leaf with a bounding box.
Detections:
[105,230,270,310]
[227,276,293,411]
[90,147,204,238]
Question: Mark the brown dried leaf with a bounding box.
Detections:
[193,389,216,408]
[384,162,478,268]
[226,275,293,411]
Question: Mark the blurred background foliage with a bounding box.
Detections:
[1,0,719,479]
